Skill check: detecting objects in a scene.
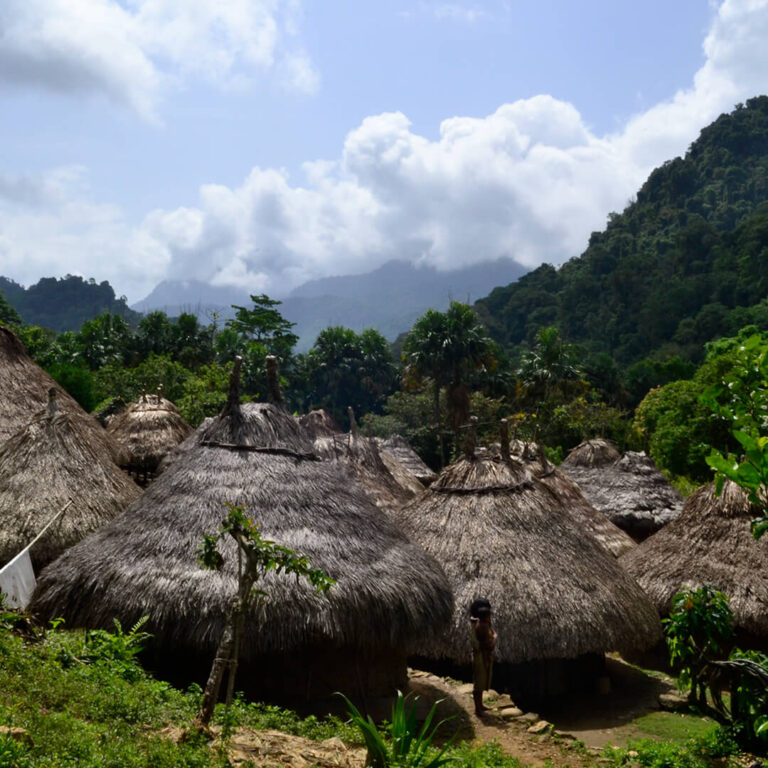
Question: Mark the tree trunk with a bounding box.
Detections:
[433,379,445,467]
[196,616,236,727]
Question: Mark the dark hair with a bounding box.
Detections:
[469,598,491,618]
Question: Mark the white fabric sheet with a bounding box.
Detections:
[0,547,36,609]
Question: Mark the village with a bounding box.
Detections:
[1,319,766,768]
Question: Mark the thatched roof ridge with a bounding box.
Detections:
[0,326,119,459]
[107,394,193,476]
[313,432,415,512]
[31,401,452,659]
[510,443,636,558]
[562,439,620,468]
[0,398,141,569]
[620,480,768,635]
[377,435,437,485]
[562,450,683,540]
[298,409,342,439]
[393,453,661,665]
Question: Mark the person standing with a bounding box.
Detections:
[469,598,497,716]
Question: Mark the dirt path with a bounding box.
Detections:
[222,658,679,768]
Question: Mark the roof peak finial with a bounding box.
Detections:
[265,355,284,406]
[46,387,58,419]
[463,415,478,459]
[348,406,358,437]
[500,418,510,461]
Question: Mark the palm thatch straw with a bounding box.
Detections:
[377,435,437,486]
[312,430,416,513]
[620,480,768,640]
[0,390,142,569]
[562,438,620,468]
[562,449,683,541]
[510,440,636,558]
[0,326,119,458]
[31,371,451,708]
[393,437,661,670]
[107,391,193,482]
[298,409,342,439]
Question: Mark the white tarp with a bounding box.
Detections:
[0,546,36,609]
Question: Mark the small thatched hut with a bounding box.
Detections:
[562,438,620,469]
[312,412,418,513]
[0,390,142,569]
[31,366,451,712]
[620,480,768,647]
[377,434,437,486]
[298,409,342,439]
[0,325,118,454]
[562,445,683,540]
[107,391,193,483]
[511,440,635,558]
[394,426,661,703]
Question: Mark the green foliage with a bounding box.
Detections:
[0,275,140,333]
[82,617,151,670]
[664,586,734,692]
[175,363,231,427]
[0,289,22,326]
[702,332,768,538]
[340,690,457,768]
[302,326,398,427]
[475,97,768,371]
[46,362,101,412]
[198,504,334,594]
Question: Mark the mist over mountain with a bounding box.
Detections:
[132,258,527,350]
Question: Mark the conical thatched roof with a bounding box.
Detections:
[31,398,452,667]
[313,431,417,513]
[0,392,142,569]
[511,442,636,558]
[107,393,193,479]
[562,449,683,540]
[298,409,342,439]
[377,435,437,485]
[0,326,119,458]
[620,480,768,637]
[562,438,620,468]
[393,451,661,665]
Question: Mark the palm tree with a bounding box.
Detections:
[403,302,495,464]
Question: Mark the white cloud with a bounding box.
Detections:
[0,0,316,120]
[3,0,768,304]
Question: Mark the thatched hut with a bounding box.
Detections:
[312,411,418,513]
[393,425,661,703]
[107,391,193,483]
[562,438,620,469]
[0,390,142,569]
[0,325,118,454]
[562,446,683,540]
[620,480,768,647]
[511,440,635,558]
[376,434,437,486]
[31,365,452,712]
[298,409,342,439]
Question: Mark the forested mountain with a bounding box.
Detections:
[475,96,768,366]
[0,275,140,331]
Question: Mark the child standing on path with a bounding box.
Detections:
[470,598,497,716]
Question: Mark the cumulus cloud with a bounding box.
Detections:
[0,0,317,120]
[3,0,768,303]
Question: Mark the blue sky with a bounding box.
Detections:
[0,1,765,303]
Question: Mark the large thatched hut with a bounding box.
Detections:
[107,391,193,483]
[31,367,452,713]
[393,427,661,703]
[620,480,768,647]
[377,434,437,486]
[511,440,635,558]
[0,325,118,454]
[562,444,683,540]
[0,391,142,569]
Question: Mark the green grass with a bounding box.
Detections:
[633,712,719,741]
